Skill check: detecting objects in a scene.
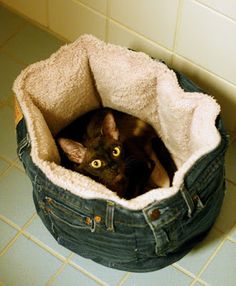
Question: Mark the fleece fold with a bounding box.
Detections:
[13,35,221,210]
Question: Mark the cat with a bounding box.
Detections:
[56,108,176,199]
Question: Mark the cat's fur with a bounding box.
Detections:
[56,108,176,199]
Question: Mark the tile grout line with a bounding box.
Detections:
[45,263,67,286]
[45,252,75,286]
[172,52,236,88]
[0,19,27,50]
[172,263,209,286]
[46,0,49,29]
[0,162,13,179]
[74,0,106,18]
[67,259,108,286]
[171,0,184,65]
[0,0,68,44]
[1,49,27,66]
[108,17,173,54]
[1,1,236,93]
[1,210,90,268]
[190,279,208,286]
[11,158,25,173]
[227,236,236,244]
[0,212,37,256]
[22,230,70,263]
[0,214,21,231]
[194,0,236,24]
[0,155,19,166]
[0,157,25,176]
[0,4,235,284]
[195,278,209,286]
[172,263,196,279]
[189,232,228,286]
[105,0,111,43]
[116,272,131,286]
[226,223,236,244]
[225,178,236,187]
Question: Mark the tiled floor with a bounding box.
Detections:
[0,5,236,286]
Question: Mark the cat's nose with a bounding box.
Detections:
[111,164,118,171]
[114,174,124,183]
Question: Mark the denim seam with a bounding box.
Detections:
[48,210,91,230]
[17,133,31,160]
[105,201,115,232]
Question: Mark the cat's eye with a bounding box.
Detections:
[90,159,102,169]
[112,146,121,157]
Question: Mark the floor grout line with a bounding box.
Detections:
[116,272,131,286]
[0,5,235,285]
[0,212,36,256]
[0,155,18,167]
[189,232,228,286]
[45,252,74,286]
[226,223,236,244]
[225,178,236,186]
[172,263,196,279]
[0,163,12,179]
[0,214,21,231]
[0,1,67,44]
[67,259,108,286]
[0,156,26,175]
[195,278,209,286]
[0,49,27,66]
[1,212,83,265]
[45,263,67,286]
[0,20,27,50]
[22,231,69,263]
[227,236,236,244]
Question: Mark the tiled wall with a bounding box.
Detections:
[1,0,236,133]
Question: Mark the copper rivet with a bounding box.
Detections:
[85,217,91,225]
[150,209,160,221]
[95,216,102,223]
[45,207,51,213]
[46,197,52,204]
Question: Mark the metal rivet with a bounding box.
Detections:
[95,216,102,223]
[85,217,92,225]
[45,206,51,214]
[46,197,53,204]
[150,209,160,221]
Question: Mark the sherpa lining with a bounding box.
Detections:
[13,34,221,210]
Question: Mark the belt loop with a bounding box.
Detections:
[17,133,31,160]
[180,183,195,218]
[105,201,115,232]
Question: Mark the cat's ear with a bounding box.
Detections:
[102,112,119,140]
[57,138,86,164]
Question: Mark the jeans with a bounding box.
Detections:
[16,70,229,272]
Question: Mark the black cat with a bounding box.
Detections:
[56,108,176,199]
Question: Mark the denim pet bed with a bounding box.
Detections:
[14,35,228,272]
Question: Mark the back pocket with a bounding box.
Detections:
[44,196,93,232]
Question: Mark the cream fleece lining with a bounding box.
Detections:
[13,35,221,210]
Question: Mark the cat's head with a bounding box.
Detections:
[57,112,128,197]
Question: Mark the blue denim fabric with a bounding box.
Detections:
[16,71,229,272]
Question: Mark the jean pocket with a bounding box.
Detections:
[44,196,93,232]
